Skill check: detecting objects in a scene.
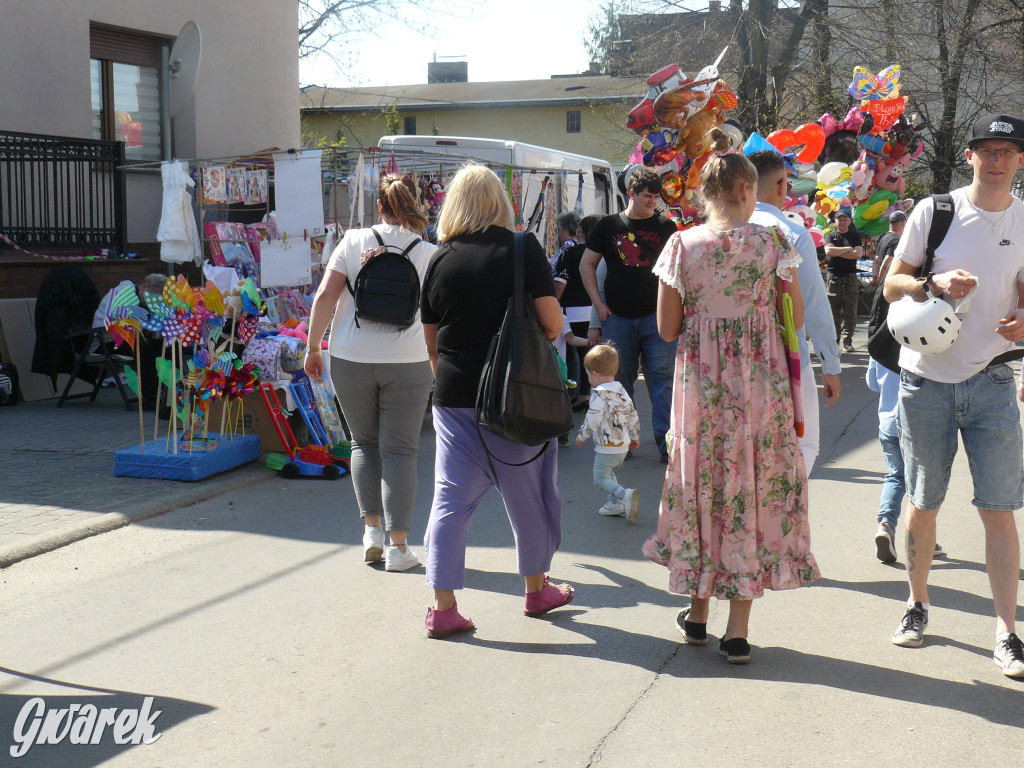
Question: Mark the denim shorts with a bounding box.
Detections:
[898,364,1023,512]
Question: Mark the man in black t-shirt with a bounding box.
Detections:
[824,207,864,351]
[580,167,678,461]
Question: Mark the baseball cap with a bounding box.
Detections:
[968,113,1024,148]
[837,207,852,219]
[889,210,907,223]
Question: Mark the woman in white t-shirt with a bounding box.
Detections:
[305,174,437,572]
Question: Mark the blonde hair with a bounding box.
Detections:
[437,164,515,241]
[379,173,428,232]
[584,344,619,377]
[698,127,758,216]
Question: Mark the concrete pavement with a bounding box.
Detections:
[0,388,266,567]
[0,329,1022,766]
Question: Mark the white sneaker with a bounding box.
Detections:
[385,545,420,572]
[362,527,384,563]
[624,488,640,524]
[598,500,625,516]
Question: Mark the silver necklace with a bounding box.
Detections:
[969,195,1011,231]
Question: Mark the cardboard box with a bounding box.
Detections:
[208,388,307,453]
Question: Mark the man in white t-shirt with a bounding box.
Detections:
[882,112,1024,678]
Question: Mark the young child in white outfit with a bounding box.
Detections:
[575,344,642,522]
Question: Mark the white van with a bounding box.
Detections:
[376,135,615,221]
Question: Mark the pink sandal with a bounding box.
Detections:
[425,602,475,639]
[524,576,575,617]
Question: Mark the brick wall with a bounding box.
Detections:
[0,244,167,299]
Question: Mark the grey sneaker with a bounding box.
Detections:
[892,602,929,647]
[384,545,420,572]
[875,522,897,563]
[993,633,1024,678]
[933,542,945,557]
[362,527,384,563]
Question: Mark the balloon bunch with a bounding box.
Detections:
[625,49,737,220]
[850,64,905,134]
[751,64,925,242]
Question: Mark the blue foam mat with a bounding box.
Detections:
[114,433,261,481]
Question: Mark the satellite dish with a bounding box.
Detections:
[169,21,201,118]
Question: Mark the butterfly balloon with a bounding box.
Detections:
[847,64,901,101]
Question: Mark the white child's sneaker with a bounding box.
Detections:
[623,488,640,524]
[598,500,625,516]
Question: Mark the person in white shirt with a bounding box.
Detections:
[882,112,1024,678]
[746,150,842,472]
[305,174,437,573]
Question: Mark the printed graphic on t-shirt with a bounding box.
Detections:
[614,230,663,266]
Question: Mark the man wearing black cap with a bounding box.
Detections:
[824,207,864,351]
[882,112,1024,678]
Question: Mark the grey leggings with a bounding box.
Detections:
[330,357,433,532]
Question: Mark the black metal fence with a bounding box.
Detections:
[0,130,126,253]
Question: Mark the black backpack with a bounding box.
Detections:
[347,228,422,329]
[866,194,954,373]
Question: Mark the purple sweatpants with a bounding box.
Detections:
[424,407,563,590]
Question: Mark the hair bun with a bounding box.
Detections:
[706,127,731,154]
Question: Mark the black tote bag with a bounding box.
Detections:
[476,232,574,462]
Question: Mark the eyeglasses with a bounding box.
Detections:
[972,148,1021,161]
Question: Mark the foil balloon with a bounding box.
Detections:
[847,64,902,101]
[766,123,826,164]
[661,171,684,204]
[862,96,907,133]
[817,162,854,189]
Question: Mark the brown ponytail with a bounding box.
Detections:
[378,173,429,233]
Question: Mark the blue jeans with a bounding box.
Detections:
[877,430,905,529]
[602,312,677,453]
[899,364,1024,511]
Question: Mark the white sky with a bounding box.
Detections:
[300,0,599,88]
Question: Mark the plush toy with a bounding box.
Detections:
[277,321,328,350]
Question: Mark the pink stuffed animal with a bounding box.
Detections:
[278,322,328,350]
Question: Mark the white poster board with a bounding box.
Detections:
[272,149,325,241]
[260,239,311,288]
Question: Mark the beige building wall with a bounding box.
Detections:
[304,102,640,166]
[0,0,300,243]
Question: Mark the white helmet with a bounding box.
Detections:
[887,287,961,355]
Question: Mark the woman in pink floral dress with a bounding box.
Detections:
[642,129,821,664]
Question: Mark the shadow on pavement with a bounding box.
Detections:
[0,667,213,768]
[812,577,1024,622]
[464,619,1024,728]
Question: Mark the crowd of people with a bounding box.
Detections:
[301,113,1024,679]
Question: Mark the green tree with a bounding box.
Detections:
[383,100,401,136]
